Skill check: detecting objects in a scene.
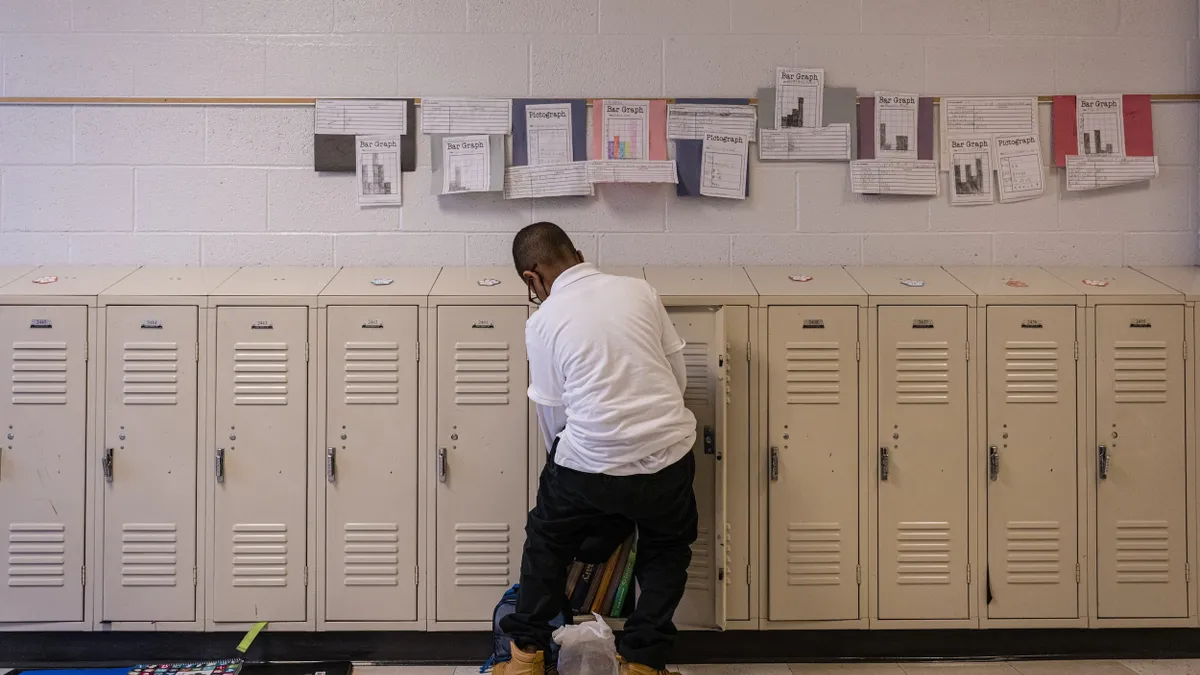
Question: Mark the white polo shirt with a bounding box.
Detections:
[526,263,697,476]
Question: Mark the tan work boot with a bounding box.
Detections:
[493,642,545,675]
[617,655,681,675]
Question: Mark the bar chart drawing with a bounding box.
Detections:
[360,151,396,196]
[446,153,487,192]
[777,83,819,128]
[953,155,989,195]
[605,118,645,160]
[1080,112,1121,155]
[877,108,916,155]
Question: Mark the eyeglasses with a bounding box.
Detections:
[526,278,543,306]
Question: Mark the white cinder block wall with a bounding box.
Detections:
[0,0,1198,267]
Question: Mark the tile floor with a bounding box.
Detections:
[350,662,1200,675]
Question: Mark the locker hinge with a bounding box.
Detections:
[1187,563,1191,584]
[1185,341,1189,361]
[305,343,310,362]
[195,342,200,362]
[966,563,971,584]
[1074,341,1079,361]
[856,564,862,585]
[415,565,420,586]
[81,565,86,587]
[745,564,752,585]
[746,341,751,362]
[84,342,89,362]
[965,341,970,361]
[1076,563,1081,584]
[856,342,861,361]
[304,566,309,586]
[416,341,421,363]
[193,566,198,586]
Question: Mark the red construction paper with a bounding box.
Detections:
[1053,94,1155,166]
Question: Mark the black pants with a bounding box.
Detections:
[500,447,698,670]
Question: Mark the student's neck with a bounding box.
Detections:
[544,260,583,294]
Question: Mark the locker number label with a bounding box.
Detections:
[472,320,495,329]
[141,319,163,329]
[251,320,274,330]
[1130,318,1152,328]
[802,319,825,329]
[362,318,384,329]
[912,319,935,329]
[29,318,52,329]
[1021,319,1043,329]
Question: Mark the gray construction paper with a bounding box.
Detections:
[757,86,859,160]
[430,134,505,196]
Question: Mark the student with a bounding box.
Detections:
[496,222,698,675]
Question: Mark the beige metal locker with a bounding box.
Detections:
[95,268,236,630]
[0,267,136,630]
[0,266,38,289]
[745,267,868,628]
[845,267,977,627]
[946,267,1086,626]
[1047,268,1195,626]
[644,266,751,629]
[206,267,336,630]
[316,268,439,630]
[428,268,530,629]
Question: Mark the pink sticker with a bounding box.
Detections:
[1082,279,1110,287]
[1005,279,1028,288]
[789,275,813,282]
[32,275,58,284]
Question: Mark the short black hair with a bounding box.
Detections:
[512,222,577,274]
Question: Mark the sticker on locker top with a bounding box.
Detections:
[802,319,825,328]
[1021,319,1043,328]
[1131,318,1152,328]
[362,318,384,329]
[32,275,58,284]
[251,320,274,330]
[370,277,394,286]
[912,318,934,328]
[478,278,502,287]
[141,319,163,329]
[900,279,925,287]
[1005,279,1029,288]
[1082,279,1110,287]
[30,318,52,329]
[789,274,814,282]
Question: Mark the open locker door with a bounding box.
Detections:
[713,307,728,631]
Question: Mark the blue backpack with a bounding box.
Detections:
[481,584,569,673]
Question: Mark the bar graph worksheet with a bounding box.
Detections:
[356,136,402,206]
[948,137,993,206]
[421,98,511,135]
[316,99,408,135]
[939,97,1037,169]
[442,135,491,194]
[774,67,824,129]
[1076,95,1125,156]
[874,92,919,160]
[994,134,1044,203]
[601,100,650,160]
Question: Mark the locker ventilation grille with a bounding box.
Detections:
[1112,341,1169,404]
[7,523,66,587]
[232,342,289,406]
[10,341,68,405]
[1005,521,1061,585]
[896,521,952,585]
[122,341,179,405]
[1115,520,1171,584]
[343,523,400,587]
[1004,341,1059,404]
[894,341,950,404]
[784,342,840,405]
[683,343,710,406]
[120,523,178,587]
[453,342,511,405]
[453,523,510,587]
[343,341,400,405]
[685,526,711,591]
[786,522,841,586]
[231,524,289,587]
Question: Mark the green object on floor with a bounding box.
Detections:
[236,622,268,653]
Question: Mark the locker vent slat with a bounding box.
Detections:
[1005,521,1061,584]
[784,342,841,405]
[786,522,842,586]
[1112,341,1169,403]
[343,522,400,586]
[232,342,289,406]
[685,526,711,591]
[454,343,511,405]
[453,523,510,586]
[343,341,400,405]
[10,341,69,405]
[7,523,66,587]
[1004,341,1060,403]
[682,343,710,406]
[896,521,951,585]
[231,524,289,586]
[120,523,178,587]
[894,341,950,404]
[1115,520,1172,584]
[122,341,179,405]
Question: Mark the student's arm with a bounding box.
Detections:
[527,321,566,452]
[667,349,687,394]
[536,404,567,453]
[656,290,688,394]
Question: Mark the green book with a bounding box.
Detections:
[610,543,638,618]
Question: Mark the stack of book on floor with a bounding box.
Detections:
[566,534,636,619]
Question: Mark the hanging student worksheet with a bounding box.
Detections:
[948,137,993,206]
[874,92,920,160]
[1076,95,1125,156]
[442,135,491,194]
[525,103,573,166]
[601,100,650,161]
[699,132,748,200]
[774,68,824,129]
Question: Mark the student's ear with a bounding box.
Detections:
[575,249,585,263]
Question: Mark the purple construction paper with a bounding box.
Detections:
[674,98,752,198]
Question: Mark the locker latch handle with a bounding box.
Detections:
[879,447,890,481]
[988,446,999,482]
[438,448,447,483]
[326,447,337,483]
[215,448,225,484]
[769,447,779,482]
[703,426,716,457]
[103,447,114,483]
[1098,445,1109,480]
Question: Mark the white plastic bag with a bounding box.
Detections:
[552,612,618,675]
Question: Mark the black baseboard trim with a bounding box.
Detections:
[3,629,1200,667]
